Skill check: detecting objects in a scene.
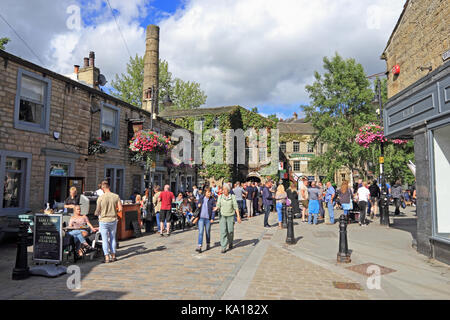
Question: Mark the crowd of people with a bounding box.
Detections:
[61,176,416,262]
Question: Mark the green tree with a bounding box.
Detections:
[0,37,10,50]
[110,54,144,108]
[302,53,377,181]
[110,55,207,110]
[267,114,279,124]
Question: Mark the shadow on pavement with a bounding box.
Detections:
[390,217,417,241]
[117,245,167,261]
[234,238,259,248]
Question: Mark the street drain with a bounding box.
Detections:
[332,282,362,290]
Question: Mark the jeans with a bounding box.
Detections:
[394,198,401,215]
[326,201,335,224]
[308,213,318,225]
[276,202,283,222]
[197,218,211,246]
[156,212,167,232]
[264,204,271,226]
[68,230,87,250]
[99,220,117,256]
[359,201,367,225]
[237,200,244,216]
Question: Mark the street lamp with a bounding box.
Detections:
[372,78,389,226]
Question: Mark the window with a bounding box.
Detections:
[307,142,314,153]
[259,147,267,162]
[0,151,32,214]
[213,118,220,129]
[293,142,300,152]
[14,69,51,133]
[105,166,124,198]
[293,161,300,172]
[280,142,286,153]
[101,104,120,148]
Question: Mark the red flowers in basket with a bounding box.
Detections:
[129,130,172,154]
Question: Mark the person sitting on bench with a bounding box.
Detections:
[180,197,194,225]
[68,205,98,257]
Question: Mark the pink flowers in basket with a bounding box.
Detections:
[356,123,407,148]
[129,130,172,155]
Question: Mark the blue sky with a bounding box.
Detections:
[0,0,405,120]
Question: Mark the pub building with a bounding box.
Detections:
[381,0,450,264]
[0,25,195,238]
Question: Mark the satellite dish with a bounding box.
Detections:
[98,74,107,86]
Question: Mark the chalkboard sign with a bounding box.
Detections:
[33,214,63,263]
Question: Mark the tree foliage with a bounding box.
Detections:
[0,37,10,50]
[110,55,207,111]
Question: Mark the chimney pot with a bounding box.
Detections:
[83,57,89,68]
[89,51,95,67]
[74,65,80,74]
[293,112,298,120]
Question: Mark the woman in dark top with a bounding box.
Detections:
[286,182,300,216]
[337,181,352,216]
[64,186,80,214]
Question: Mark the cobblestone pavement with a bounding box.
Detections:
[1,205,449,300]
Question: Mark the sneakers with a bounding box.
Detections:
[221,248,227,254]
[206,244,210,251]
[195,247,202,253]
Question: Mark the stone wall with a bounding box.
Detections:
[383,0,450,98]
[0,53,194,213]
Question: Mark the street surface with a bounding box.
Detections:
[0,206,449,300]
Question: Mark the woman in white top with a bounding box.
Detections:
[357,181,371,226]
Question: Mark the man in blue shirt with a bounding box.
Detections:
[325,181,336,224]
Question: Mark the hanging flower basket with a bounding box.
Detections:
[356,123,407,148]
[129,130,172,168]
[88,137,106,155]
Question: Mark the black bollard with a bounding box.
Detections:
[286,207,295,244]
[379,192,390,227]
[337,214,351,263]
[12,222,30,280]
[282,204,287,228]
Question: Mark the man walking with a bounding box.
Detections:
[95,180,122,263]
[262,180,273,228]
[245,181,255,218]
[233,182,245,218]
[217,184,241,253]
[159,185,175,236]
[325,181,335,224]
[391,180,403,216]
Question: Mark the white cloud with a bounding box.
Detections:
[1,0,405,111]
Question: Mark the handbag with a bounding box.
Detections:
[401,199,406,209]
[286,198,291,206]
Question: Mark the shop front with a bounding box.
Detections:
[384,60,450,264]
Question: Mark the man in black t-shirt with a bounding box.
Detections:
[64,186,80,214]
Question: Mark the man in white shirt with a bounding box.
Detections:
[357,182,371,226]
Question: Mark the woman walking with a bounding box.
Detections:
[391,180,403,215]
[307,181,321,225]
[357,181,371,226]
[275,185,287,229]
[195,188,216,253]
[152,186,164,233]
[217,184,241,254]
[337,180,352,217]
[286,182,300,218]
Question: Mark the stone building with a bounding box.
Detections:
[159,105,277,185]
[0,25,195,216]
[277,113,351,187]
[381,0,450,263]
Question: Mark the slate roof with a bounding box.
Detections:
[159,106,240,118]
[277,119,316,134]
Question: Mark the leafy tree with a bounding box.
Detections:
[0,37,10,50]
[267,114,279,124]
[302,53,377,182]
[251,107,259,113]
[110,55,207,111]
[110,54,144,108]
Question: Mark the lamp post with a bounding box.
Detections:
[373,78,389,226]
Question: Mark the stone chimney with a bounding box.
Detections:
[143,25,160,114]
[293,112,298,120]
[78,51,100,89]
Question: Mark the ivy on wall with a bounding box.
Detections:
[171,106,277,180]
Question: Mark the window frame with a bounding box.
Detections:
[100,103,120,149]
[293,160,300,172]
[14,68,52,134]
[0,150,32,215]
[293,141,300,152]
[104,165,125,199]
[280,142,286,153]
[307,142,314,153]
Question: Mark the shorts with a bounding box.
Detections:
[301,200,309,208]
[159,209,172,222]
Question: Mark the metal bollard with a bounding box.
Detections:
[12,222,30,280]
[286,207,295,244]
[337,214,351,263]
[282,204,287,228]
[379,192,390,227]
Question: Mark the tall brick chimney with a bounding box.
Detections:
[78,51,100,89]
[143,25,160,114]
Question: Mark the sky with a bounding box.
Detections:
[0,0,406,119]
